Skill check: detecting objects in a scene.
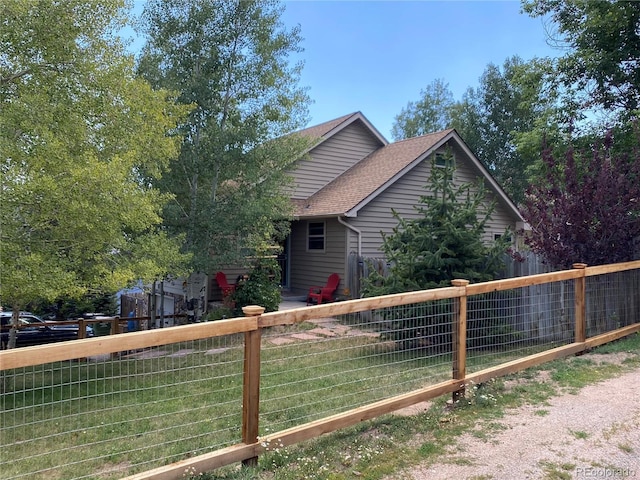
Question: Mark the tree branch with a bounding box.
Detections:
[1,68,32,85]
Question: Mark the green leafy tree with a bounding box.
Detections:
[137,0,312,273]
[364,153,510,296]
[1,0,189,347]
[521,0,640,187]
[30,293,118,320]
[231,233,282,314]
[392,79,455,140]
[467,57,560,205]
[523,0,640,117]
[393,58,559,205]
[448,87,484,162]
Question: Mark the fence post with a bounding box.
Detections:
[241,305,264,467]
[451,279,469,403]
[77,318,86,340]
[111,316,120,336]
[573,263,588,347]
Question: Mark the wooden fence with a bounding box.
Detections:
[347,250,552,299]
[1,261,639,479]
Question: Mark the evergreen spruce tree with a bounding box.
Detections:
[363,152,512,350]
[364,152,510,296]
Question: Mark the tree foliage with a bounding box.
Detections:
[231,235,282,314]
[521,130,640,268]
[137,0,312,272]
[464,57,560,205]
[392,58,559,206]
[363,153,510,296]
[391,79,455,140]
[523,0,640,116]
[0,0,189,341]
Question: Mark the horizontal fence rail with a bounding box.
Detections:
[1,261,639,479]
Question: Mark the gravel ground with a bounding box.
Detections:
[394,354,640,480]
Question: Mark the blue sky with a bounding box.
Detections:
[127,1,561,140]
[280,0,560,140]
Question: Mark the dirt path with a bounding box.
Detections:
[395,355,640,479]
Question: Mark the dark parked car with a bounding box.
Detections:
[0,312,93,349]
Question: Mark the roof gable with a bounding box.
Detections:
[296,111,388,150]
[295,130,451,217]
[293,127,523,223]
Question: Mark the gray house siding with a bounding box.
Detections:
[288,218,346,296]
[349,146,520,257]
[446,142,520,243]
[286,120,523,300]
[350,158,433,257]
[288,121,382,199]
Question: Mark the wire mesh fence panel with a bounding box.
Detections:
[2,262,639,479]
[586,269,640,337]
[0,336,245,479]
[259,301,453,434]
[466,281,576,373]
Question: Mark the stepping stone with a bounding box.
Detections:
[308,328,337,337]
[205,348,230,355]
[346,329,380,338]
[309,318,338,327]
[128,350,168,359]
[331,326,351,334]
[87,354,112,362]
[268,337,296,345]
[168,349,195,357]
[290,333,323,340]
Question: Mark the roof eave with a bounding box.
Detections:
[293,212,347,221]
[347,132,454,217]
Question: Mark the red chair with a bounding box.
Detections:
[215,272,236,298]
[307,273,340,305]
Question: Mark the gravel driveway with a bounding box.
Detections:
[394,354,640,479]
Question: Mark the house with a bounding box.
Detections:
[279,112,526,298]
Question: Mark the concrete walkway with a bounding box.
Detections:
[278,300,308,310]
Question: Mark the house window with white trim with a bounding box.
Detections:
[308,222,325,251]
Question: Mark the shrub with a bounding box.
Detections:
[232,256,281,314]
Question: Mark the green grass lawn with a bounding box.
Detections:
[1,321,636,479]
[200,333,640,480]
[3,328,447,478]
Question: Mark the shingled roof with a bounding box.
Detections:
[295,112,358,140]
[291,113,523,222]
[294,129,453,218]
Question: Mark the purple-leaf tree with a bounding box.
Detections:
[522,131,640,269]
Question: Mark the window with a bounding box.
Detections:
[308,222,325,251]
[494,233,513,243]
[435,152,454,168]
